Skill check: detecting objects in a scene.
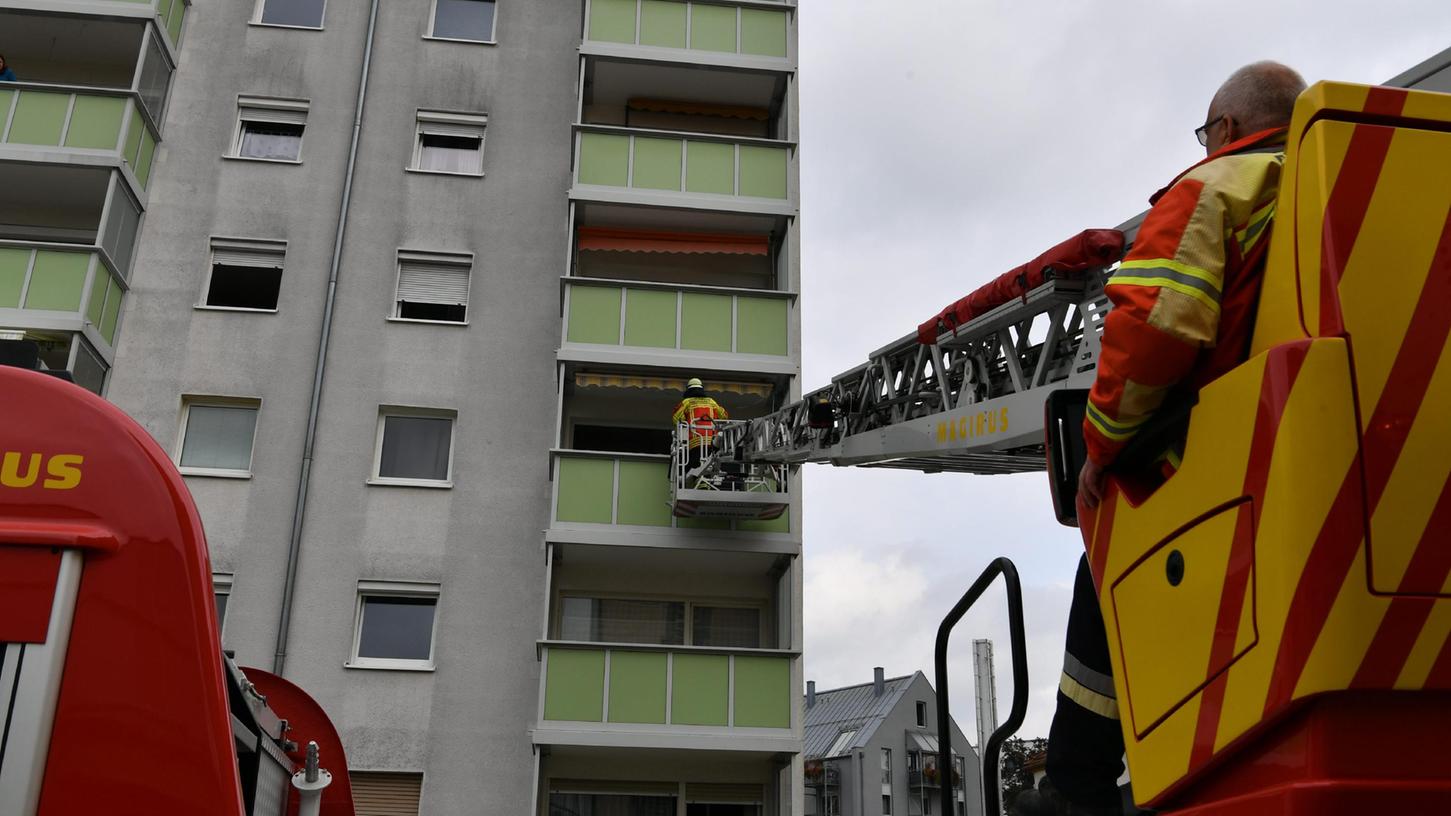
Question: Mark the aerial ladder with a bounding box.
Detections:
[670,81,1451,815]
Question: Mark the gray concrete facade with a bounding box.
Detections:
[109,0,580,811]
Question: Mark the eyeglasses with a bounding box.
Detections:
[1195,115,1226,147]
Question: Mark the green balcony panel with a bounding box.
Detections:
[63,96,125,150]
[544,649,606,722]
[735,297,788,355]
[622,288,677,348]
[690,4,737,53]
[680,293,732,352]
[8,92,70,146]
[166,0,187,47]
[685,141,734,195]
[567,285,622,345]
[578,132,631,187]
[134,128,157,188]
[85,266,110,326]
[616,459,672,526]
[608,651,668,724]
[671,653,729,725]
[738,145,788,199]
[639,0,687,48]
[740,9,789,58]
[0,90,14,133]
[555,457,615,524]
[23,251,89,312]
[738,508,790,534]
[99,279,123,345]
[733,655,790,727]
[632,137,682,191]
[123,109,145,168]
[0,249,27,308]
[588,0,638,43]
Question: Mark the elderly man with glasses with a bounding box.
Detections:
[1032,62,1308,816]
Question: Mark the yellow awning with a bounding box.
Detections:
[574,373,772,398]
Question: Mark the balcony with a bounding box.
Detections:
[584,0,793,69]
[572,126,794,216]
[1,84,161,192]
[562,279,794,373]
[0,242,126,354]
[536,642,796,751]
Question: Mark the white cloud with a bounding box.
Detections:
[798,0,1450,743]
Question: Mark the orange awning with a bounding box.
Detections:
[577,227,769,256]
[628,97,770,122]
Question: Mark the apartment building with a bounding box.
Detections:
[0,0,181,390]
[97,0,801,812]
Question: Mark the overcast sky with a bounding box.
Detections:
[796,0,1451,744]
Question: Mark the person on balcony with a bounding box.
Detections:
[672,377,728,481]
[0,55,16,82]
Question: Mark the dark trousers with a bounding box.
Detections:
[1046,555,1127,812]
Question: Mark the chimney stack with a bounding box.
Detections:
[806,680,816,708]
[873,667,885,697]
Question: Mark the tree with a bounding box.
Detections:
[997,735,1049,809]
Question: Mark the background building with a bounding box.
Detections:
[804,670,982,816]
[100,0,802,813]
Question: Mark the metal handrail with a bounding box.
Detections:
[934,557,1029,816]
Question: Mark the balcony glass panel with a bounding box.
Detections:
[1,88,159,191]
[553,452,790,533]
[0,244,124,347]
[137,30,173,124]
[576,130,789,201]
[100,183,143,280]
[587,0,789,59]
[541,645,791,729]
[566,283,789,357]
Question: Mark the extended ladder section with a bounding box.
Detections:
[741,225,1137,475]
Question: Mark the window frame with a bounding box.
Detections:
[251,0,327,30]
[424,0,499,45]
[213,573,233,635]
[555,592,768,648]
[368,406,458,488]
[347,580,442,671]
[408,111,488,177]
[175,396,262,479]
[199,237,287,313]
[389,249,474,325]
[228,96,310,164]
[916,700,927,728]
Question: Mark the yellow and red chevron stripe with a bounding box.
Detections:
[1079,82,1451,812]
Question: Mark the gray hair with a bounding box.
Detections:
[1212,61,1308,133]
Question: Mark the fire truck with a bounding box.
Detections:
[674,79,1451,815]
[0,344,355,816]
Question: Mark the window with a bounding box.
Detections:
[232,97,308,162]
[916,700,927,727]
[561,597,685,645]
[824,794,840,816]
[550,793,675,815]
[214,574,233,633]
[924,795,932,815]
[825,729,856,757]
[411,111,486,175]
[392,251,471,323]
[371,407,456,486]
[177,398,260,477]
[256,0,326,28]
[349,582,440,670]
[203,238,285,311]
[430,0,496,42]
[882,794,892,815]
[881,748,892,783]
[907,751,920,771]
[692,605,760,648]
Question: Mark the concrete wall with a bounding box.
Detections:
[108,0,580,811]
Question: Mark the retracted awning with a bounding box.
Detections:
[910,731,960,756]
[628,97,770,121]
[577,227,769,256]
[574,373,772,398]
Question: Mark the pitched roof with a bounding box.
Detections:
[803,672,917,758]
